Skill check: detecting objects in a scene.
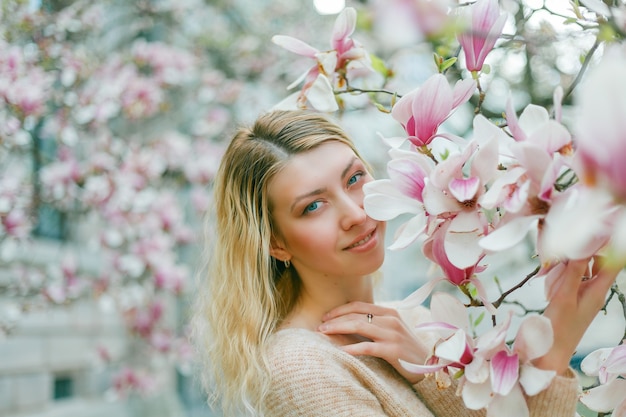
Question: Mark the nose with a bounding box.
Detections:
[339,191,367,230]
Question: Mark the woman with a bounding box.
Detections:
[192,110,621,416]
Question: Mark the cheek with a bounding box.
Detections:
[284,220,336,253]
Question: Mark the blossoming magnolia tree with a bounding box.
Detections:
[272,1,626,416]
[0,0,320,405]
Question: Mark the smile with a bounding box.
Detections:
[345,230,375,249]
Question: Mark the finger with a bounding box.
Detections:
[323,301,397,321]
[553,258,588,299]
[580,265,621,311]
[320,312,375,326]
[318,315,394,340]
[340,340,384,358]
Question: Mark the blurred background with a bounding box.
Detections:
[0,0,624,416]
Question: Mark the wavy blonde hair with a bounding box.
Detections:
[191,110,364,416]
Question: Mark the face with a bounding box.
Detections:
[268,140,386,281]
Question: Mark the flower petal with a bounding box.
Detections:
[272,35,319,57]
[449,177,480,202]
[479,215,540,252]
[526,119,571,154]
[399,359,447,375]
[452,78,477,108]
[387,215,426,250]
[399,277,445,309]
[413,74,453,143]
[605,343,626,377]
[364,180,423,220]
[487,385,529,417]
[581,347,614,376]
[514,315,553,361]
[435,329,471,363]
[306,75,339,112]
[465,355,490,384]
[490,350,519,395]
[580,379,626,413]
[331,7,356,49]
[430,292,469,332]
[518,364,555,396]
[518,104,550,138]
[445,214,484,269]
[388,158,428,202]
[462,378,493,410]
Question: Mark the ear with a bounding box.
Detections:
[269,236,291,262]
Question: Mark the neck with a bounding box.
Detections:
[280,274,375,331]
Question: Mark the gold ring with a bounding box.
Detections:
[367,313,373,323]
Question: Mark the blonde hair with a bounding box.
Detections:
[191,110,363,416]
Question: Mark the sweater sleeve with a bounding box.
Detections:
[412,369,580,417]
[265,341,392,417]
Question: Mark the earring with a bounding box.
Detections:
[284,259,291,268]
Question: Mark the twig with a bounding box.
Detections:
[492,265,541,309]
[564,39,601,100]
[334,86,401,98]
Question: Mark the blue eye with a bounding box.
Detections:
[348,172,363,186]
[303,201,320,214]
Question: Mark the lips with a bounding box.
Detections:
[344,227,376,250]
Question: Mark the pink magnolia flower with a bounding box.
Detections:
[400,292,477,381]
[575,45,626,202]
[539,186,614,267]
[390,74,476,147]
[401,292,556,416]
[580,344,626,417]
[457,0,507,73]
[2,209,31,239]
[272,7,371,111]
[120,76,164,120]
[478,97,574,262]
[112,367,158,398]
[131,40,196,86]
[401,221,493,312]
[460,314,557,416]
[363,148,434,250]
[421,128,499,269]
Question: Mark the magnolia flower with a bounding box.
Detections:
[539,186,614,265]
[580,344,626,416]
[363,148,434,250]
[478,96,574,260]
[272,7,370,112]
[457,0,507,73]
[575,45,626,202]
[131,40,196,86]
[461,315,557,417]
[112,367,158,398]
[389,74,475,147]
[421,126,499,269]
[401,292,555,416]
[400,292,477,378]
[401,221,493,312]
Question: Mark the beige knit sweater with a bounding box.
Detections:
[265,307,580,417]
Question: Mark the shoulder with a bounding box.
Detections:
[266,328,349,374]
[264,329,384,416]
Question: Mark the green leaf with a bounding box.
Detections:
[370,53,391,78]
[440,57,458,73]
[473,311,485,328]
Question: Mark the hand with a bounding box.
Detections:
[534,257,624,375]
[318,301,430,384]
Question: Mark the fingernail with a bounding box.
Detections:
[318,324,327,332]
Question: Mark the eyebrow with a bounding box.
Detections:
[289,156,359,213]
